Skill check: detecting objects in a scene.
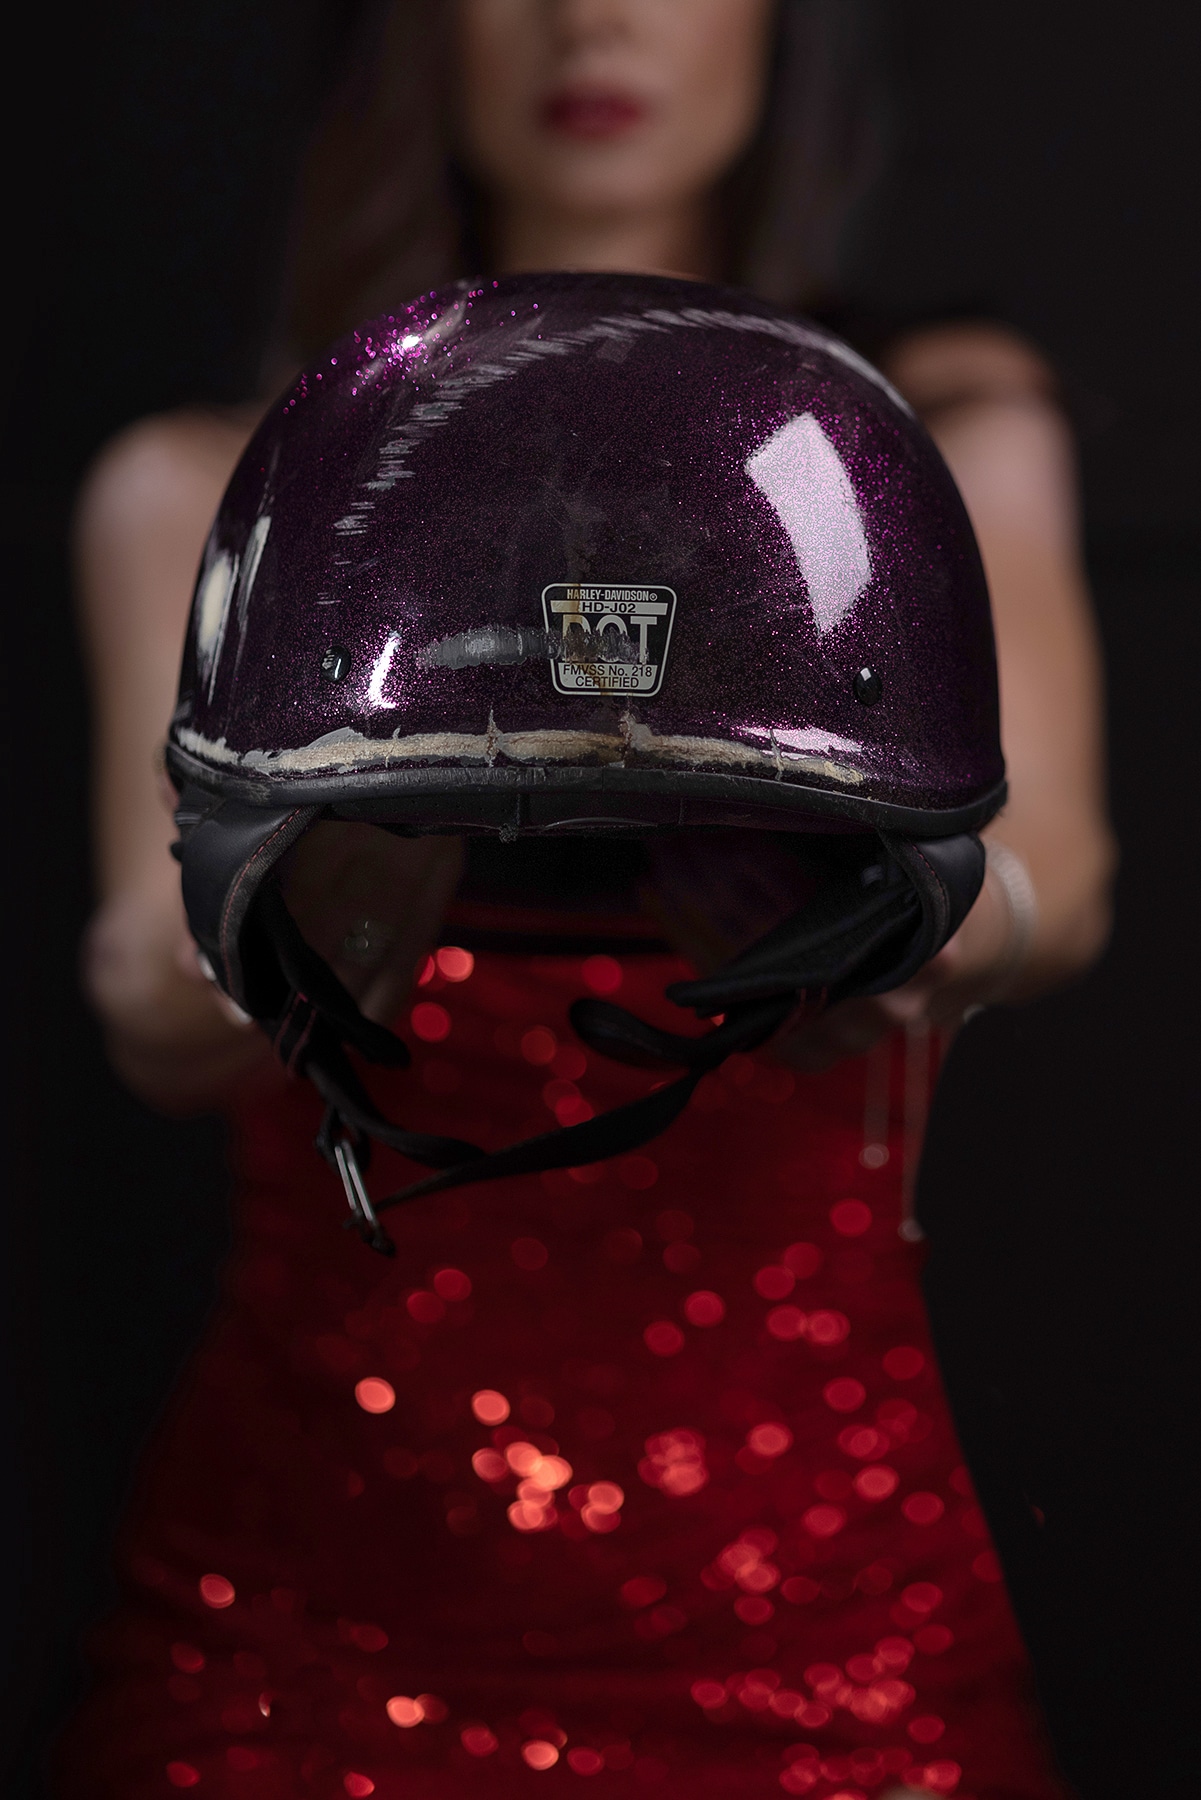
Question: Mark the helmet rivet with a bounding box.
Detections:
[320,645,352,684]
[852,666,883,706]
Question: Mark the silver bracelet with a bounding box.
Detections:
[983,839,1039,1000]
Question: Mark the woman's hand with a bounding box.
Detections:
[778,844,1020,1073]
[278,824,465,1024]
[84,864,274,1113]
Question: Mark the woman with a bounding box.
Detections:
[64,3,1113,1796]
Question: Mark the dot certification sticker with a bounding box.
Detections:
[542,583,677,697]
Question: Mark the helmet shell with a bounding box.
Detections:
[169,273,1003,836]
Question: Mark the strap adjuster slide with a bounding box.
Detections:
[333,1138,395,1256]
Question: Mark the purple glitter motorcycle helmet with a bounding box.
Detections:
[169,272,1004,1251]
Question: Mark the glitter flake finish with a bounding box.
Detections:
[169,273,1004,835]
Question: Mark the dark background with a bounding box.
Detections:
[3,3,1198,1794]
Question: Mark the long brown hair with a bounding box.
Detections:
[278,0,885,364]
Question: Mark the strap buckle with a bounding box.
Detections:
[332,1138,395,1256]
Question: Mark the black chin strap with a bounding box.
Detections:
[253,885,486,1252]
[245,833,978,1253]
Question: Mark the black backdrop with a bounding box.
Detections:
[3,5,1199,1794]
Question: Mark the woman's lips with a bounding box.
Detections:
[541,90,648,139]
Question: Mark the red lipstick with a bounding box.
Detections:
[541,90,647,140]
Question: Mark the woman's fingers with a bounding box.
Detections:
[278,825,465,1014]
[779,997,899,1072]
[774,871,1023,1071]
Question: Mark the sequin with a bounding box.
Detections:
[521,1026,557,1065]
[855,1464,900,1501]
[919,1760,963,1792]
[385,1694,423,1727]
[580,955,622,994]
[461,1725,498,1756]
[471,1388,510,1425]
[544,1078,593,1126]
[197,1574,235,1609]
[747,1422,794,1458]
[783,1242,823,1277]
[824,1378,867,1413]
[683,1290,725,1326]
[806,1310,851,1345]
[838,1424,886,1456]
[621,1575,667,1608]
[883,1346,926,1380]
[432,1267,471,1301]
[435,946,474,982]
[354,1378,395,1414]
[406,1290,445,1323]
[902,1492,946,1526]
[584,1481,624,1512]
[504,1441,543,1475]
[522,1740,561,1769]
[639,1432,707,1494]
[508,1499,555,1532]
[909,1714,946,1743]
[409,1001,451,1042]
[525,1453,573,1489]
[644,1321,685,1356]
[802,1505,846,1538]
[766,1305,807,1340]
[580,1504,620,1534]
[830,1199,872,1236]
[754,1264,796,1299]
[343,1775,375,1796]
[972,1550,1004,1582]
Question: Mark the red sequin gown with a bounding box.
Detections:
[58,944,1067,1800]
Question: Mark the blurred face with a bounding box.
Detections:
[455,0,776,223]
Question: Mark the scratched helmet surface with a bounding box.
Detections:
[168,273,1004,1249]
[169,270,1003,836]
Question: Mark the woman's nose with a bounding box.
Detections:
[542,0,638,54]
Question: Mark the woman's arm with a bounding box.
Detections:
[79,409,463,1113]
[784,324,1116,1069]
[77,409,277,1110]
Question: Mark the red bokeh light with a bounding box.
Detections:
[198,1573,235,1609]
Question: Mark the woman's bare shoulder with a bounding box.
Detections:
[879,322,1057,417]
[76,403,263,560]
